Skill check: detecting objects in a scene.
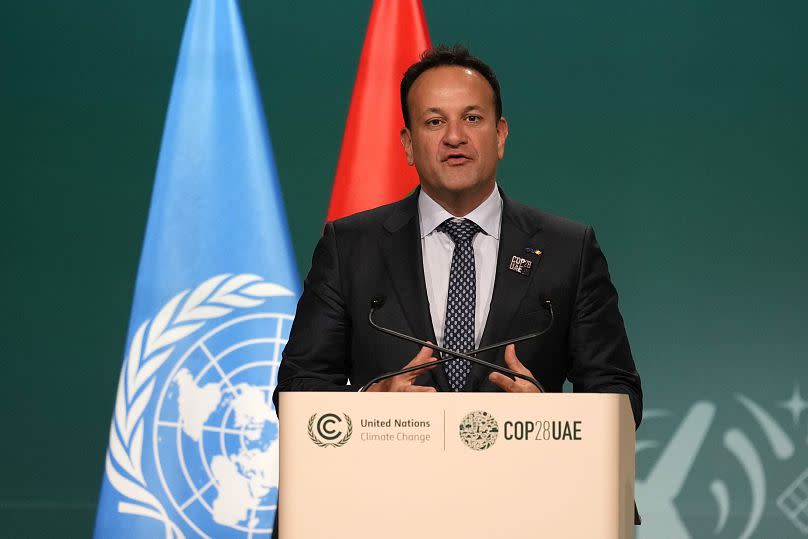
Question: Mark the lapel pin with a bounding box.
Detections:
[524,247,543,256]
[508,254,533,276]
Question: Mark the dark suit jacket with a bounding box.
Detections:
[273,189,642,426]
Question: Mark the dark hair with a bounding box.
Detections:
[400,44,502,129]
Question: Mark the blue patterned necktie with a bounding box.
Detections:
[437,218,482,391]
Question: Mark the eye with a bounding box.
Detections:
[426,118,444,127]
[466,114,481,123]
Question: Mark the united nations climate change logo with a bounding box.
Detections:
[104,274,294,538]
[459,410,499,451]
[307,412,353,447]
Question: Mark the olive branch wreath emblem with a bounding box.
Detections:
[104,273,293,537]
[308,413,353,448]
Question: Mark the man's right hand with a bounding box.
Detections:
[366,345,438,392]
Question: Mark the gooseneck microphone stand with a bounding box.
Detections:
[359,297,553,392]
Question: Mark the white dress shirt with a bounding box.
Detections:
[418,185,502,349]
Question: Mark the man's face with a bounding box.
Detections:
[400,66,508,211]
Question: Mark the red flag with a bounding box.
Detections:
[326,0,431,221]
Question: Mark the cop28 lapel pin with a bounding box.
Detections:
[508,248,542,276]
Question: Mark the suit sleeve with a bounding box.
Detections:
[272,222,354,410]
[567,226,643,427]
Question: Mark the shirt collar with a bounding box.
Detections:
[418,184,502,240]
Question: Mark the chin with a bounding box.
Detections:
[446,177,491,193]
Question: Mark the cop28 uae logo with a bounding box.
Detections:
[308,412,353,448]
[459,410,499,451]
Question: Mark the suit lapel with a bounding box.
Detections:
[379,191,450,391]
[466,193,543,390]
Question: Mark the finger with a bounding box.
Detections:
[409,345,437,367]
[488,371,516,392]
[503,344,531,375]
[489,372,539,393]
[403,385,437,392]
[401,345,438,381]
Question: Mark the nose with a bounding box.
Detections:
[442,119,467,147]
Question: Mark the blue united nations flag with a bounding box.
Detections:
[94,1,298,537]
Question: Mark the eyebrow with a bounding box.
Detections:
[421,105,484,117]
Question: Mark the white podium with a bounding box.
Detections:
[279,392,635,539]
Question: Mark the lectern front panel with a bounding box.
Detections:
[279,392,634,539]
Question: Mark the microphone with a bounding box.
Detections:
[359,296,552,392]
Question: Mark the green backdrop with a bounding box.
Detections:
[2,1,806,537]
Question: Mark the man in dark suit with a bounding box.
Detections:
[274,45,642,426]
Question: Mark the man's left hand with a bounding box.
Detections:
[488,344,541,393]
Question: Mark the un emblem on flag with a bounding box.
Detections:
[153,311,292,535]
[104,274,295,538]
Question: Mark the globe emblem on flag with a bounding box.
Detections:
[152,312,292,537]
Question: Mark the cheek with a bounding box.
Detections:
[479,141,499,162]
[412,139,437,161]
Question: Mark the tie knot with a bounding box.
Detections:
[437,218,482,244]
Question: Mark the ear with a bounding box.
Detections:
[496,117,509,160]
[400,127,414,165]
